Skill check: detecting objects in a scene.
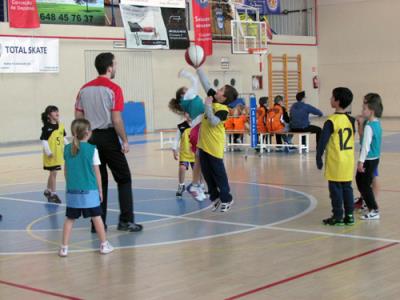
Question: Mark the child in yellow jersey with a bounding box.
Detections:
[316,87,356,226]
[172,115,196,198]
[196,76,239,212]
[40,106,68,204]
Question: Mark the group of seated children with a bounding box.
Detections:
[225,95,294,151]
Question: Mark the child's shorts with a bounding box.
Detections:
[374,167,379,177]
[66,206,102,219]
[180,161,195,170]
[43,165,61,171]
[189,124,201,153]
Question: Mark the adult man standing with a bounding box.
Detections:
[75,52,143,233]
[290,91,323,148]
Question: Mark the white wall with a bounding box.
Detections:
[0,23,317,143]
[318,0,400,116]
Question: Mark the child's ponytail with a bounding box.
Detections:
[71,136,81,156]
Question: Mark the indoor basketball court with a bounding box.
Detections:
[1,0,400,299]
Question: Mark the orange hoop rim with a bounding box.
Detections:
[248,47,268,55]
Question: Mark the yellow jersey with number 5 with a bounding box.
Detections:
[325,114,355,181]
[42,123,65,168]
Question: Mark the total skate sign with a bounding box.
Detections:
[0,37,59,73]
[120,0,185,8]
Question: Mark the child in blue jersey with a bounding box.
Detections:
[169,69,206,201]
[356,93,383,220]
[354,97,380,210]
[59,118,113,257]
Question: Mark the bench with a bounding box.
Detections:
[158,129,176,149]
[225,130,311,154]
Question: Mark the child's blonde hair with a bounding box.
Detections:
[71,118,91,156]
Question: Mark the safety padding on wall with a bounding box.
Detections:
[122,101,146,135]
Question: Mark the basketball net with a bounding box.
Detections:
[249,48,268,72]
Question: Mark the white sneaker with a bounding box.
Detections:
[187,184,206,202]
[100,241,114,254]
[220,200,234,213]
[360,210,380,220]
[58,245,68,257]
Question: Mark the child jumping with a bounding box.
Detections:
[40,105,68,204]
[356,93,383,220]
[316,87,355,226]
[196,67,238,212]
[169,69,206,201]
[59,118,113,257]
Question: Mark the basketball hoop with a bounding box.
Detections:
[249,48,268,72]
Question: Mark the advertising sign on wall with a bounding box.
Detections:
[121,0,185,8]
[36,0,105,25]
[0,37,59,73]
[120,4,189,49]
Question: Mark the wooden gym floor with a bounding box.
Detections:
[1,118,400,300]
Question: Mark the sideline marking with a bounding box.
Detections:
[224,242,399,300]
[0,279,83,300]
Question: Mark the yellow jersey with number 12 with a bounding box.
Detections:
[325,114,355,181]
[43,123,65,168]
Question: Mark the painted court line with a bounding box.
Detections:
[2,195,400,245]
[0,279,83,300]
[225,242,399,300]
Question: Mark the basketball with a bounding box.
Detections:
[184,45,206,68]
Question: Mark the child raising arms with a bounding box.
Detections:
[169,69,206,201]
[59,118,113,257]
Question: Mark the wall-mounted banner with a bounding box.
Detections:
[8,0,40,28]
[0,37,59,73]
[243,0,280,15]
[266,0,280,14]
[120,4,189,49]
[36,0,105,25]
[210,0,233,40]
[192,0,212,55]
[120,0,185,8]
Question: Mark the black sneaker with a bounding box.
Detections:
[43,189,51,200]
[322,217,344,226]
[48,194,61,204]
[0,214,2,221]
[117,222,143,232]
[344,214,355,226]
[176,184,185,198]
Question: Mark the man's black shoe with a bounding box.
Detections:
[117,222,143,232]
